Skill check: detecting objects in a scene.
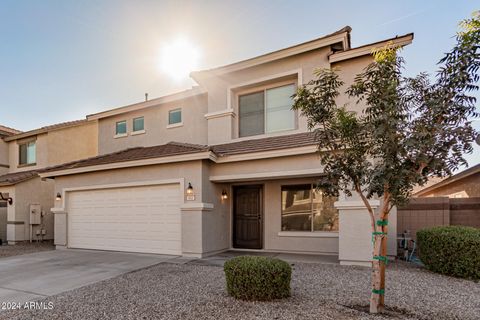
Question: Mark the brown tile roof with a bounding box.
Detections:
[40,132,318,175]
[0,170,39,186]
[41,142,209,173]
[210,132,317,156]
[0,125,22,137]
[4,119,88,141]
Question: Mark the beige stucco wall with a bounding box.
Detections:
[193,50,373,145]
[46,121,98,166]
[8,122,98,173]
[0,138,9,175]
[97,94,208,155]
[419,173,480,198]
[2,178,54,243]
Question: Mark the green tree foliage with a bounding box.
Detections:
[292,12,480,313]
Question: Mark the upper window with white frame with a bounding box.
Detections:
[132,117,144,132]
[239,84,296,137]
[168,109,182,125]
[19,140,36,166]
[115,120,127,135]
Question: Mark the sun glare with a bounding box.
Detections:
[160,38,199,81]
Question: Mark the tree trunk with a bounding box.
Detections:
[370,210,389,313]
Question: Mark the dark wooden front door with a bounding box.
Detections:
[233,185,263,249]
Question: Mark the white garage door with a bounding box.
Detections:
[67,184,181,255]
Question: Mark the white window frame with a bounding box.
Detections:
[280,183,339,234]
[132,116,145,135]
[167,108,183,128]
[18,140,36,166]
[114,120,127,138]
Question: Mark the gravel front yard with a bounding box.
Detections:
[1,260,479,320]
[0,241,54,258]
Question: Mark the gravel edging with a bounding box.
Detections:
[1,261,478,320]
[0,241,54,258]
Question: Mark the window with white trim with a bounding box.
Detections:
[115,120,127,135]
[168,109,182,125]
[19,140,36,165]
[133,117,144,132]
[281,184,339,232]
[239,84,296,137]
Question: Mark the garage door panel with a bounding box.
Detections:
[67,184,182,255]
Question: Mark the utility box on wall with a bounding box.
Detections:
[29,204,41,225]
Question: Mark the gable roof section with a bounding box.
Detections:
[329,33,414,63]
[39,132,319,178]
[414,163,480,196]
[0,125,22,137]
[191,26,352,78]
[211,132,316,156]
[41,142,210,174]
[4,119,88,142]
[0,170,39,186]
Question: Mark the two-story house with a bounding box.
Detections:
[39,27,413,266]
[0,120,97,244]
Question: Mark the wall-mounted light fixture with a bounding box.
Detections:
[186,182,195,201]
[55,193,62,201]
[221,190,228,200]
[0,193,13,205]
[186,183,194,195]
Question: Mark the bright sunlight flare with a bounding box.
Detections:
[159,38,200,81]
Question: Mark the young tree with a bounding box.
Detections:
[292,12,480,313]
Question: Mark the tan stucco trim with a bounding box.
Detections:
[334,200,380,209]
[210,168,323,182]
[277,231,339,238]
[191,32,348,77]
[215,145,317,163]
[204,109,236,120]
[39,152,214,178]
[180,202,214,211]
[87,87,206,120]
[329,34,413,63]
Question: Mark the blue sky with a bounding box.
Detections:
[0,0,479,166]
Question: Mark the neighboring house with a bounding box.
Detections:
[415,163,480,198]
[0,125,22,242]
[34,27,413,266]
[0,120,98,244]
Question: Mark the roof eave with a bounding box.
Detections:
[191,26,351,80]
[86,87,207,121]
[329,33,414,63]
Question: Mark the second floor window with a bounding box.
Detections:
[239,84,296,137]
[19,141,36,165]
[116,120,127,135]
[133,117,144,132]
[169,109,182,125]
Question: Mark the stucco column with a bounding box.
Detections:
[180,203,214,257]
[335,199,380,267]
[51,208,67,249]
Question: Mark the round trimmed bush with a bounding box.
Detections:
[417,226,480,280]
[224,256,292,301]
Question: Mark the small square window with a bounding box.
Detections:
[133,117,144,132]
[116,121,127,135]
[168,109,182,125]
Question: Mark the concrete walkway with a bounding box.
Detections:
[0,249,175,304]
[187,250,339,267]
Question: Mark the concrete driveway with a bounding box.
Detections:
[0,249,176,304]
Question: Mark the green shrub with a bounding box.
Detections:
[417,226,480,280]
[224,256,292,301]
